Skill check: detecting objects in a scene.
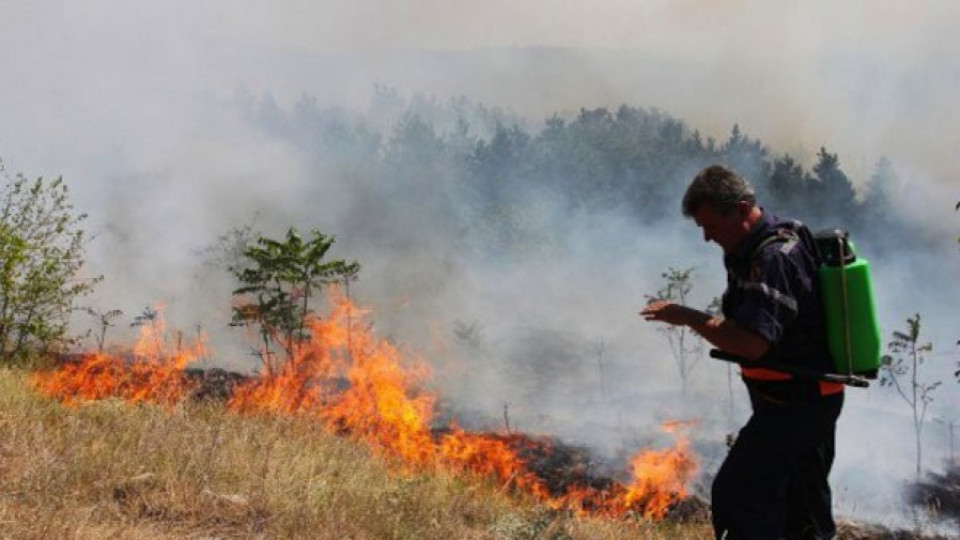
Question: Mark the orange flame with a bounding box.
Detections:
[618,420,698,519]
[32,307,207,405]
[32,291,697,519]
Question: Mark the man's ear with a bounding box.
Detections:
[735,201,753,218]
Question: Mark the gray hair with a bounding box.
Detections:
[681,164,756,217]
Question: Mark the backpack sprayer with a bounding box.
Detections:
[711,228,882,389]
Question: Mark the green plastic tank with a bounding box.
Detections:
[815,229,882,378]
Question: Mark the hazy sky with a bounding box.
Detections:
[1,0,958,188]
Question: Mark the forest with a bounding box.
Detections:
[243,85,916,265]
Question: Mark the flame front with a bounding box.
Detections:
[32,308,206,405]
[32,291,698,519]
[618,420,698,519]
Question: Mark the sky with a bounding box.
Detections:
[1,0,959,529]
[2,0,959,186]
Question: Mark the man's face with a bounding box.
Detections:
[692,203,751,254]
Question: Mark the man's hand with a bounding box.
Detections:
[640,300,691,326]
[641,300,771,361]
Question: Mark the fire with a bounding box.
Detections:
[618,420,698,519]
[32,306,207,405]
[228,296,438,465]
[31,291,698,520]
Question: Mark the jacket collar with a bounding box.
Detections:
[725,208,775,267]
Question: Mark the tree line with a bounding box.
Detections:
[245,88,910,260]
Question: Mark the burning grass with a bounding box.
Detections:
[32,293,700,520]
[24,291,713,536]
[2,367,714,539]
[32,317,205,406]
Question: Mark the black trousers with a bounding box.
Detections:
[712,386,844,540]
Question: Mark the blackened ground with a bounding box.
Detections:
[183,367,250,401]
[499,431,615,498]
[908,462,960,527]
[836,519,956,540]
[426,426,707,520]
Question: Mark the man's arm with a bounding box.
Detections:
[640,300,771,361]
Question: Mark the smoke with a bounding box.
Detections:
[2,0,960,531]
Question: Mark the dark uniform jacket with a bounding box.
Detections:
[720,210,841,397]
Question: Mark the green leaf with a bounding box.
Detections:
[228,225,361,362]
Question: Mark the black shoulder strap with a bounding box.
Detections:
[750,222,802,261]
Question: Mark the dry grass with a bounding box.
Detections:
[0,366,713,539]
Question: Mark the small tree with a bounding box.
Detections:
[591,334,607,400]
[85,308,123,352]
[0,162,99,362]
[230,227,359,370]
[131,306,165,353]
[198,218,259,273]
[880,313,941,477]
[647,267,703,395]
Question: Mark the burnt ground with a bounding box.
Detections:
[907,462,960,531]
[836,519,955,540]
[183,367,251,401]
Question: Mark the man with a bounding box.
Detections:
[640,164,843,539]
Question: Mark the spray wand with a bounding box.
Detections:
[709,349,870,388]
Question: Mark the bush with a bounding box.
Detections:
[0,161,99,362]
